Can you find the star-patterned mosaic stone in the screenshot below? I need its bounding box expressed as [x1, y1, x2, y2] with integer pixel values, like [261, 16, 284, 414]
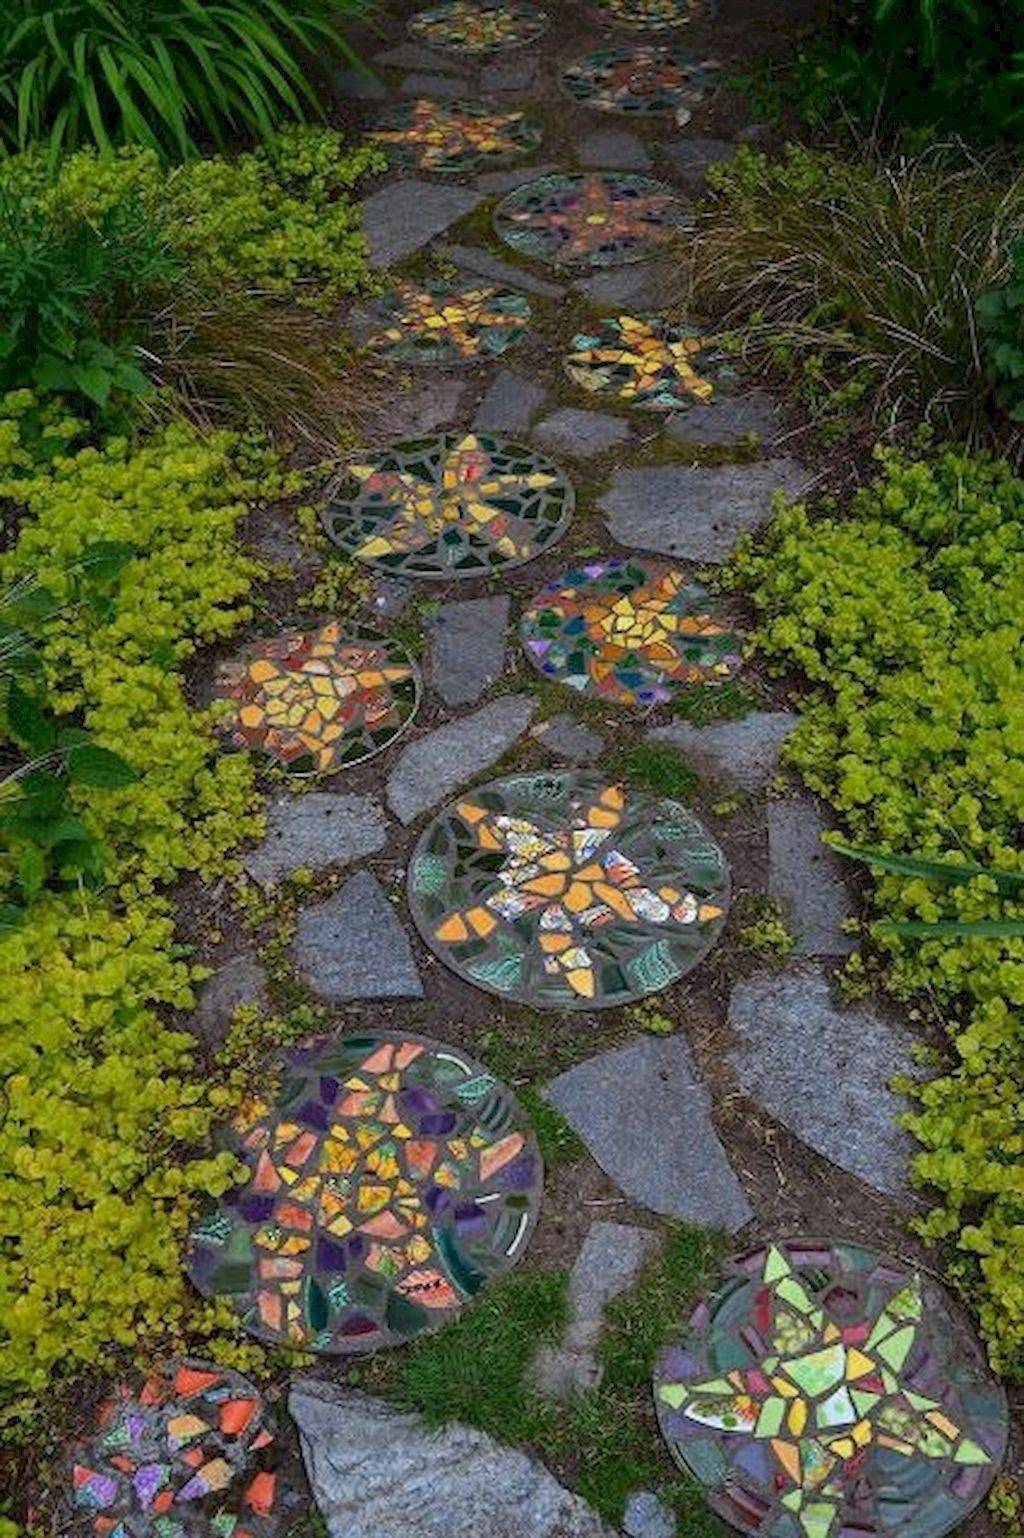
[566, 314, 733, 411]
[186, 1033, 542, 1353]
[408, 0, 548, 53]
[655, 1239, 1008, 1538]
[589, 0, 713, 31]
[409, 773, 729, 1008]
[62, 1361, 283, 1538]
[561, 43, 718, 119]
[370, 98, 542, 175]
[214, 623, 419, 774]
[521, 559, 744, 706]
[495, 173, 691, 270]
[321, 432, 574, 579]
[360, 279, 532, 366]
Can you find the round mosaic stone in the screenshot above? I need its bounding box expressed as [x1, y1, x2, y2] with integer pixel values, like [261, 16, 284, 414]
[655, 1238, 1009, 1538]
[495, 172, 692, 270]
[321, 432, 574, 579]
[61, 1360, 283, 1538]
[561, 43, 718, 119]
[521, 559, 743, 706]
[409, 773, 729, 1008]
[566, 313, 733, 411]
[186, 1032, 542, 1352]
[589, 0, 714, 31]
[214, 623, 420, 774]
[408, 0, 548, 53]
[370, 98, 542, 175]
[360, 279, 532, 366]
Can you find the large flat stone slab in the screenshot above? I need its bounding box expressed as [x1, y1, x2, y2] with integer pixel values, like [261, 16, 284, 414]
[400, 71, 468, 98]
[333, 65, 387, 100]
[374, 41, 461, 72]
[646, 712, 798, 793]
[578, 129, 652, 170]
[666, 390, 782, 446]
[544, 1036, 753, 1232]
[728, 966, 917, 1197]
[531, 712, 604, 764]
[293, 871, 423, 1001]
[290, 1382, 614, 1538]
[362, 181, 482, 267]
[600, 460, 810, 563]
[428, 595, 510, 706]
[475, 163, 560, 194]
[243, 791, 388, 888]
[387, 694, 537, 823]
[767, 794, 855, 955]
[437, 242, 567, 300]
[387, 374, 469, 438]
[534, 408, 632, 460]
[193, 953, 267, 1047]
[660, 136, 736, 186]
[481, 57, 539, 93]
[472, 367, 546, 433]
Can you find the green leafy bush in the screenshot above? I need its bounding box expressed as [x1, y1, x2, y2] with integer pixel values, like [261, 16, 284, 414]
[730, 442, 1024, 1374]
[978, 241, 1024, 423]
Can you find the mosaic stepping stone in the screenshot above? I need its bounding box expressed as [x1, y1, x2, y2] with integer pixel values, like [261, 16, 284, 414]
[495, 173, 691, 271]
[561, 43, 718, 120]
[187, 1032, 542, 1352]
[566, 314, 733, 412]
[61, 1360, 283, 1538]
[521, 558, 743, 706]
[370, 98, 542, 175]
[589, 0, 713, 30]
[359, 279, 532, 366]
[321, 432, 573, 579]
[214, 623, 420, 774]
[409, 0, 548, 54]
[654, 1239, 1008, 1538]
[409, 773, 729, 1008]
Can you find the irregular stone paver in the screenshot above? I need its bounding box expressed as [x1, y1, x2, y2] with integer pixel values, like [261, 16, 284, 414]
[572, 258, 674, 310]
[333, 65, 387, 100]
[367, 573, 413, 621]
[645, 712, 798, 793]
[544, 1035, 753, 1230]
[400, 71, 468, 98]
[387, 694, 537, 823]
[532, 1221, 658, 1398]
[623, 1491, 676, 1538]
[727, 967, 916, 1197]
[290, 1383, 615, 1538]
[472, 367, 546, 433]
[475, 163, 561, 193]
[660, 135, 735, 184]
[243, 791, 389, 888]
[437, 241, 567, 299]
[361, 181, 482, 267]
[292, 871, 423, 1000]
[481, 57, 540, 93]
[374, 41, 461, 71]
[578, 128, 652, 170]
[767, 794, 855, 955]
[600, 460, 811, 563]
[428, 595, 510, 705]
[193, 953, 267, 1047]
[389, 374, 469, 437]
[531, 712, 605, 763]
[665, 389, 781, 446]
[533, 407, 632, 459]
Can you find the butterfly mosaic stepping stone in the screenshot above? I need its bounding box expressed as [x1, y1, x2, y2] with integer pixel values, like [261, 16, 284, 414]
[409, 773, 729, 1008]
[588, 0, 714, 30]
[521, 558, 743, 706]
[214, 623, 420, 774]
[321, 432, 574, 579]
[62, 1360, 283, 1538]
[655, 1238, 1008, 1538]
[358, 278, 532, 366]
[186, 1032, 542, 1353]
[370, 98, 542, 175]
[408, 0, 548, 54]
[495, 173, 692, 270]
[566, 314, 733, 411]
[561, 43, 718, 119]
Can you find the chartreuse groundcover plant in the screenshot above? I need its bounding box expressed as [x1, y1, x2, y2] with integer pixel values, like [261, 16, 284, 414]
[730, 443, 1024, 1375]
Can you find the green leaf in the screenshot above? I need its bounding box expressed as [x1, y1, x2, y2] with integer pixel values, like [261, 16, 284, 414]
[0, 903, 26, 933]
[6, 679, 56, 755]
[71, 361, 113, 408]
[874, 919, 1024, 939]
[65, 743, 137, 789]
[829, 840, 1024, 896]
[17, 844, 47, 895]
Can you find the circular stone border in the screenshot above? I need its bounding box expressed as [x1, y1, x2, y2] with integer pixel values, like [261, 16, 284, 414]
[564, 313, 735, 412]
[355, 279, 533, 367]
[369, 98, 543, 176]
[587, 0, 716, 30]
[494, 172, 692, 271]
[408, 0, 549, 54]
[559, 42, 718, 118]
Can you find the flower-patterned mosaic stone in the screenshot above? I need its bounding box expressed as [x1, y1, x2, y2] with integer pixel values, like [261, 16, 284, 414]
[321, 432, 573, 579]
[409, 773, 729, 1008]
[566, 313, 732, 411]
[495, 173, 691, 270]
[370, 98, 542, 175]
[561, 43, 718, 118]
[63, 1361, 282, 1538]
[589, 0, 713, 31]
[408, 0, 548, 53]
[214, 623, 419, 774]
[655, 1239, 1008, 1538]
[521, 559, 743, 706]
[187, 1033, 542, 1353]
[361, 279, 532, 366]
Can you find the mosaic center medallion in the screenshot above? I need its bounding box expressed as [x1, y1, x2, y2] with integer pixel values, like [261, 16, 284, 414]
[370, 98, 542, 175]
[566, 313, 732, 411]
[187, 1033, 542, 1353]
[561, 43, 718, 119]
[63, 1361, 282, 1538]
[321, 432, 574, 579]
[409, 773, 730, 1008]
[589, 0, 714, 30]
[408, 0, 548, 53]
[360, 279, 532, 365]
[522, 559, 744, 706]
[495, 173, 691, 270]
[655, 1239, 1008, 1538]
[214, 623, 419, 773]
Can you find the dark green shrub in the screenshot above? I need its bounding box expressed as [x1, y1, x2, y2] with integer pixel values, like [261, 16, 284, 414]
[977, 242, 1024, 423]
